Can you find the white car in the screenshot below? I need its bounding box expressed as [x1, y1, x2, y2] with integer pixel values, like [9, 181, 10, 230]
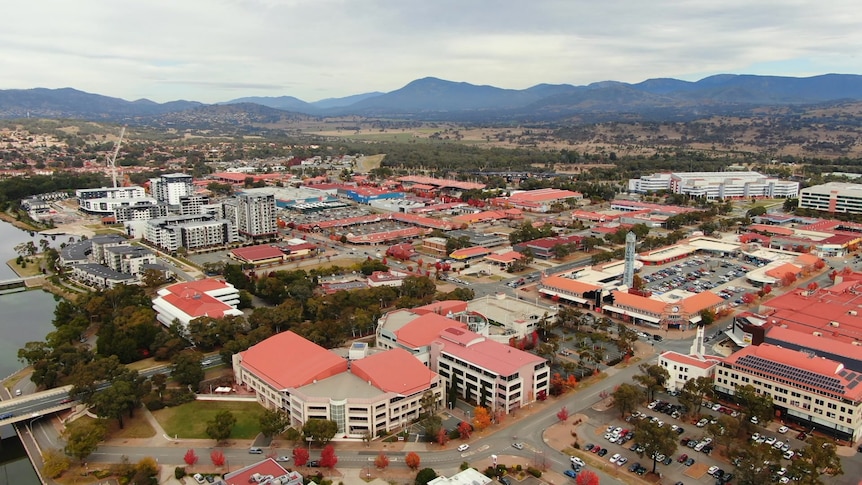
[707, 466, 719, 476]
[696, 418, 709, 428]
[751, 433, 760, 441]
[609, 453, 621, 464]
[648, 401, 659, 409]
[783, 450, 795, 460]
[778, 426, 789, 434]
[773, 440, 784, 450]
[193, 474, 206, 485]
[457, 444, 470, 452]
[571, 457, 585, 467]
[764, 436, 777, 445]
[616, 456, 628, 466]
[512, 442, 524, 450]
[750, 416, 760, 424]
[711, 403, 722, 411]
[276, 456, 290, 462]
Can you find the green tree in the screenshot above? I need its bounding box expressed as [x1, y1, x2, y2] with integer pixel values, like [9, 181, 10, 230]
[633, 418, 677, 474]
[611, 383, 643, 418]
[633, 363, 669, 402]
[41, 448, 71, 478]
[415, 468, 438, 485]
[706, 415, 739, 457]
[259, 408, 291, 438]
[699, 309, 716, 326]
[171, 350, 204, 388]
[678, 376, 715, 417]
[63, 419, 107, 464]
[788, 436, 843, 484]
[730, 441, 782, 485]
[302, 418, 339, 445]
[205, 411, 236, 443]
[736, 384, 773, 426]
[747, 206, 767, 218]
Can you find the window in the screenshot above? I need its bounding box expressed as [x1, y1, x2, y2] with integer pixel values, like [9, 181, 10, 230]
[815, 399, 825, 405]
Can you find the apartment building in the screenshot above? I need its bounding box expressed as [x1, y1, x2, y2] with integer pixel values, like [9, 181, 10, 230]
[150, 173, 194, 205]
[233, 190, 277, 240]
[714, 343, 862, 442]
[144, 214, 238, 252]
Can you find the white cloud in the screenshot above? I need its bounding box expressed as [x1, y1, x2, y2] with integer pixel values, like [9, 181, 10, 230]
[2, 0, 861, 103]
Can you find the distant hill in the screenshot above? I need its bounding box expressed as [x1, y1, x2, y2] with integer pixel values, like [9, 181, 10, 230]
[3, 73, 862, 124]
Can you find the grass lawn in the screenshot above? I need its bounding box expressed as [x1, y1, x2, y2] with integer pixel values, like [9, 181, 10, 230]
[153, 401, 264, 439]
[6, 257, 43, 277]
[71, 414, 156, 440]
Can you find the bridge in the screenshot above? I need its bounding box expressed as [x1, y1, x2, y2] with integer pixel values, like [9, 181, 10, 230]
[0, 385, 76, 425]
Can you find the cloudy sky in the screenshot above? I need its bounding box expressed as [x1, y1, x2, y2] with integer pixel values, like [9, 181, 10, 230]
[4, 0, 860, 104]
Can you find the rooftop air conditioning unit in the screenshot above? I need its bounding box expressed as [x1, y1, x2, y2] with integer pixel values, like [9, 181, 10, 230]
[853, 341, 862, 346]
[849, 311, 858, 316]
[813, 332, 823, 337]
[830, 321, 840, 327]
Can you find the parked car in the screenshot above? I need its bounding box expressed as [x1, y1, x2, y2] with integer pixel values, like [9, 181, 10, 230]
[597, 448, 608, 457]
[512, 442, 524, 450]
[778, 426, 789, 434]
[457, 444, 470, 452]
[678, 454, 689, 463]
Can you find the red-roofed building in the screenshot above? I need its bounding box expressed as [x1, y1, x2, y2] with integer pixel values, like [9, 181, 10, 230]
[514, 234, 583, 259]
[223, 458, 300, 485]
[377, 309, 549, 414]
[367, 271, 405, 288]
[538, 276, 603, 310]
[659, 350, 720, 391]
[449, 246, 492, 261]
[492, 188, 583, 213]
[716, 343, 862, 441]
[230, 244, 287, 265]
[233, 333, 443, 438]
[484, 251, 523, 269]
[603, 289, 724, 329]
[152, 279, 243, 330]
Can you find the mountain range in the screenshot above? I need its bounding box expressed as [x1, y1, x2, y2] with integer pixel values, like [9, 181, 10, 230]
[2, 74, 862, 124]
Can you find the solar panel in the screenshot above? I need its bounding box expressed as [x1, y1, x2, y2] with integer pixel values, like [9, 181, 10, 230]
[847, 372, 858, 381]
[839, 370, 849, 378]
[849, 380, 860, 390]
[737, 355, 844, 394]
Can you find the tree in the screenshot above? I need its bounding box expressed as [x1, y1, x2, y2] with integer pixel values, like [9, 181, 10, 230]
[302, 419, 339, 445]
[405, 451, 421, 470]
[436, 427, 449, 446]
[472, 406, 491, 431]
[556, 406, 569, 422]
[63, 419, 107, 464]
[171, 350, 204, 388]
[699, 309, 716, 326]
[788, 437, 843, 483]
[736, 385, 773, 426]
[259, 408, 290, 438]
[706, 415, 739, 457]
[634, 418, 677, 474]
[320, 444, 338, 469]
[678, 376, 715, 417]
[575, 469, 599, 485]
[457, 421, 472, 439]
[741, 292, 757, 304]
[633, 363, 669, 402]
[730, 441, 782, 485]
[292, 447, 309, 466]
[781, 271, 797, 286]
[374, 452, 389, 470]
[612, 383, 644, 418]
[41, 448, 71, 479]
[415, 468, 438, 485]
[184, 449, 199, 466]
[420, 390, 438, 418]
[210, 449, 225, 467]
[205, 411, 236, 443]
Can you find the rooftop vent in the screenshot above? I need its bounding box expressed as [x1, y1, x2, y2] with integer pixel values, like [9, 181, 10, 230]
[829, 321, 840, 327]
[813, 332, 823, 337]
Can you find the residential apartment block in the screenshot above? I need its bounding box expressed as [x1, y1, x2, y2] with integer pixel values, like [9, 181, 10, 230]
[150, 173, 194, 206]
[144, 214, 238, 252]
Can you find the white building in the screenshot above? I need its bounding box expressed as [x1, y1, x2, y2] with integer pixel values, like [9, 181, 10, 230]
[715, 343, 862, 442]
[799, 182, 862, 214]
[152, 279, 243, 330]
[628, 171, 799, 200]
[76, 186, 160, 218]
[229, 190, 277, 240]
[150, 173, 194, 206]
[144, 214, 238, 252]
[658, 327, 719, 391]
[376, 304, 550, 413]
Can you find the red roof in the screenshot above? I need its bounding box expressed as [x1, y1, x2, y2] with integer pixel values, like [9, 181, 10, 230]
[395, 313, 466, 348]
[240, 331, 347, 389]
[611, 290, 667, 314]
[352, 348, 437, 395]
[485, 251, 523, 263]
[165, 278, 232, 295]
[230, 244, 285, 262]
[765, 263, 801, 279]
[507, 188, 582, 203]
[161, 292, 233, 318]
[413, 300, 469, 315]
[680, 291, 724, 314]
[749, 224, 794, 236]
[436, 328, 546, 376]
[450, 246, 491, 259]
[224, 458, 291, 485]
[760, 284, 862, 342]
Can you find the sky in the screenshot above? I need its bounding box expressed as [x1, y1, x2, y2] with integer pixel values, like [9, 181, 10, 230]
[3, 0, 861, 104]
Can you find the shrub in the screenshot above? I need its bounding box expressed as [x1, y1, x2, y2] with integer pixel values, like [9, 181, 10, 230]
[460, 462, 470, 471]
[175, 467, 186, 479]
[515, 465, 522, 472]
[526, 467, 542, 478]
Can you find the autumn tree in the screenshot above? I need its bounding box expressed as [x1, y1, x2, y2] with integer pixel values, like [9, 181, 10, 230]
[741, 292, 756, 304]
[472, 407, 491, 431]
[782, 271, 797, 286]
[457, 421, 472, 440]
[374, 452, 390, 469]
[208, 449, 225, 467]
[557, 406, 569, 422]
[612, 383, 643, 418]
[184, 448, 199, 466]
[320, 444, 338, 469]
[436, 427, 449, 446]
[292, 447, 309, 466]
[576, 469, 599, 485]
[405, 451, 421, 470]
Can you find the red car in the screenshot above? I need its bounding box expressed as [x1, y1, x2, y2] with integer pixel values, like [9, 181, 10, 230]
[677, 454, 688, 463]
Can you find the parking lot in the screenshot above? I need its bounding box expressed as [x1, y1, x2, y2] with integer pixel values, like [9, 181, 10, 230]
[576, 391, 815, 485]
[641, 256, 756, 307]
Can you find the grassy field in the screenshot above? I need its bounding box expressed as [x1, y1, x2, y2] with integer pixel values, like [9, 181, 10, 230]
[153, 400, 264, 439]
[71, 414, 157, 439]
[5, 257, 42, 277]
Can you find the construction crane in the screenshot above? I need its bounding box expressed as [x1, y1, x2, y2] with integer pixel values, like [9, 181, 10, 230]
[107, 126, 126, 188]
